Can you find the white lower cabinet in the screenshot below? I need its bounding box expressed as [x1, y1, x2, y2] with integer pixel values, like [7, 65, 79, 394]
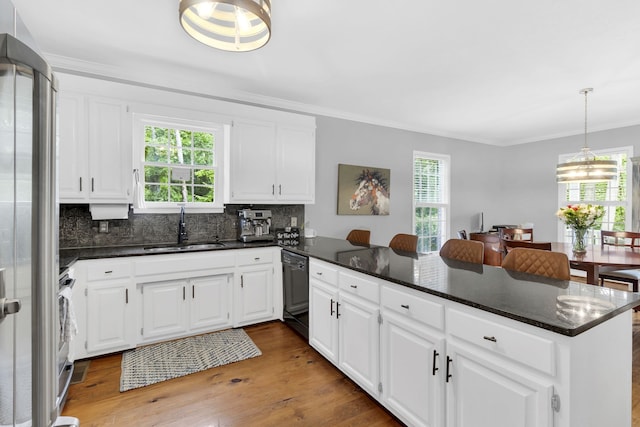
[141, 274, 232, 342]
[309, 260, 380, 396]
[445, 341, 553, 427]
[86, 279, 136, 355]
[72, 248, 279, 359]
[309, 259, 632, 427]
[235, 249, 275, 326]
[381, 310, 445, 427]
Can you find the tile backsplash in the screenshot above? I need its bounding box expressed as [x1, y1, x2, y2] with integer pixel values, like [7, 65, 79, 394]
[59, 204, 304, 249]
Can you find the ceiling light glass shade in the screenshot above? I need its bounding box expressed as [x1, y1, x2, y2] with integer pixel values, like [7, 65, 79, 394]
[556, 154, 618, 183]
[179, 0, 271, 52]
[556, 88, 617, 183]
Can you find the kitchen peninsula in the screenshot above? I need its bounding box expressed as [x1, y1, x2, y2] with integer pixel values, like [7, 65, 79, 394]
[61, 237, 640, 427]
[284, 237, 640, 427]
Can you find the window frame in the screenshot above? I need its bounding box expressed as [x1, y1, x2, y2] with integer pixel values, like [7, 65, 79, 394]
[413, 151, 451, 253]
[557, 145, 633, 243]
[132, 110, 229, 214]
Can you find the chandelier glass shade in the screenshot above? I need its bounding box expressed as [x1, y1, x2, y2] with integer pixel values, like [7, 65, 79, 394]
[556, 88, 617, 184]
[179, 0, 271, 52]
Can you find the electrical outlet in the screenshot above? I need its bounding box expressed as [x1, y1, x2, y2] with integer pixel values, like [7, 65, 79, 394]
[99, 221, 109, 233]
[291, 217, 297, 227]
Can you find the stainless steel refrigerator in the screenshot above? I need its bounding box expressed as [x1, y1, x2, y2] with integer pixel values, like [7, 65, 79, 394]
[0, 1, 74, 425]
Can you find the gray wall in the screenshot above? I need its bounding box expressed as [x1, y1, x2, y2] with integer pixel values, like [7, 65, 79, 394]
[306, 116, 503, 247]
[306, 116, 640, 247]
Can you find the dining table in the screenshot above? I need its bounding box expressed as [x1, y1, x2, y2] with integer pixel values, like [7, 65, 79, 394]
[551, 242, 640, 287]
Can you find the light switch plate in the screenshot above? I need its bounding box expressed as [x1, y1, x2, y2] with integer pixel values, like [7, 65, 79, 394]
[291, 217, 297, 227]
[99, 221, 109, 233]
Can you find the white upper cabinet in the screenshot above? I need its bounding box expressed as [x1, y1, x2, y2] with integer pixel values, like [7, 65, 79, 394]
[58, 92, 132, 204]
[228, 118, 316, 204]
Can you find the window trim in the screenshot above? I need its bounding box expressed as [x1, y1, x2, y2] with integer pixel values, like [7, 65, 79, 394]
[413, 151, 451, 253]
[132, 110, 229, 214]
[557, 145, 633, 241]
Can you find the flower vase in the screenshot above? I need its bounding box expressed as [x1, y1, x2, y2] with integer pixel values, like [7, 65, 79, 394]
[572, 227, 588, 254]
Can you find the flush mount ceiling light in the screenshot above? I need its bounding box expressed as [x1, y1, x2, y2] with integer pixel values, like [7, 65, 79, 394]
[179, 0, 271, 52]
[556, 88, 618, 184]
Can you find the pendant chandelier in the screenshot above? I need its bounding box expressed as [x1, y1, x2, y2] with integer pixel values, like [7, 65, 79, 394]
[179, 0, 271, 52]
[556, 88, 617, 183]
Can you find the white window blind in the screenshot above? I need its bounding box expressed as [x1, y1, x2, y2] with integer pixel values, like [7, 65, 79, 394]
[413, 151, 450, 253]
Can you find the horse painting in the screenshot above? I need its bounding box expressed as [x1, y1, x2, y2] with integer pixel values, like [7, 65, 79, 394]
[349, 169, 390, 215]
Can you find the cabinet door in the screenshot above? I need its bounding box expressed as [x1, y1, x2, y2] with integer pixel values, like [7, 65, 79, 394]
[87, 97, 131, 202]
[338, 291, 380, 396]
[236, 265, 274, 326]
[381, 310, 445, 427]
[58, 93, 88, 202]
[86, 280, 135, 354]
[229, 119, 277, 202]
[446, 343, 553, 427]
[142, 280, 189, 341]
[275, 125, 315, 202]
[190, 275, 232, 331]
[309, 278, 339, 363]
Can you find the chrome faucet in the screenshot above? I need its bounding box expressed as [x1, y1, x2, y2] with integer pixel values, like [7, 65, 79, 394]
[178, 205, 188, 244]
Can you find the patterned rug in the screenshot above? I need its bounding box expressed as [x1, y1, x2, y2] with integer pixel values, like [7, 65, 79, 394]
[120, 328, 261, 392]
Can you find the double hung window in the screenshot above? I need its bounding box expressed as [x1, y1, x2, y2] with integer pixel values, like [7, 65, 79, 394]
[413, 151, 450, 253]
[133, 113, 227, 213]
[557, 146, 632, 243]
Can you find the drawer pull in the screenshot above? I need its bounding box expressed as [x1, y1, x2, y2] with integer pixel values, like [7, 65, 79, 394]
[254, 257, 261, 261]
[432, 350, 439, 375]
[446, 356, 453, 382]
[104, 270, 113, 274]
[483, 335, 497, 343]
[401, 304, 409, 309]
[316, 272, 323, 276]
[125, 289, 128, 304]
[350, 285, 357, 289]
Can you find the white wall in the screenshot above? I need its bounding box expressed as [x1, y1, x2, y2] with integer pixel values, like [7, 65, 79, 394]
[307, 116, 640, 246]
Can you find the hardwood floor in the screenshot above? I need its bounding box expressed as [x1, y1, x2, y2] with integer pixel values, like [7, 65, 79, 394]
[63, 279, 640, 427]
[62, 321, 402, 426]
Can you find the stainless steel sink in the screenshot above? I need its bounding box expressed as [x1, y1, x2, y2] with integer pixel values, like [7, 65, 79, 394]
[143, 242, 225, 253]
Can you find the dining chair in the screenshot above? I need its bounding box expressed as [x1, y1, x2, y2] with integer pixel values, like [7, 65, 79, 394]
[500, 238, 552, 259]
[346, 229, 371, 245]
[439, 239, 484, 264]
[501, 247, 571, 280]
[457, 229, 468, 239]
[499, 227, 533, 258]
[388, 233, 418, 252]
[598, 230, 640, 292]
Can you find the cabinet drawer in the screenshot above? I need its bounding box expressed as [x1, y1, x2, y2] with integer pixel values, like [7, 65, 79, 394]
[339, 270, 379, 304]
[309, 260, 338, 286]
[135, 252, 235, 277]
[86, 261, 132, 281]
[448, 309, 555, 376]
[236, 249, 274, 266]
[381, 285, 444, 330]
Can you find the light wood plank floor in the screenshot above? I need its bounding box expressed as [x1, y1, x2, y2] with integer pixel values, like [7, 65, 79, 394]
[63, 279, 640, 427]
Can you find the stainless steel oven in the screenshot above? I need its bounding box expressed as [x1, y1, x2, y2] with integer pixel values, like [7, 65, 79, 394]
[281, 250, 309, 339]
[57, 269, 75, 413]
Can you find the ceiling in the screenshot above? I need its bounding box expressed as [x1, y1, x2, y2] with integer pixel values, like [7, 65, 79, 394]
[11, 0, 640, 145]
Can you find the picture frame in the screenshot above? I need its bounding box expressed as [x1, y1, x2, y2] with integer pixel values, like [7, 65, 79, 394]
[337, 163, 390, 215]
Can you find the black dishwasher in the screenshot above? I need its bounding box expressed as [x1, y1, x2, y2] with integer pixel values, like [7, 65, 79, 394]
[281, 250, 309, 339]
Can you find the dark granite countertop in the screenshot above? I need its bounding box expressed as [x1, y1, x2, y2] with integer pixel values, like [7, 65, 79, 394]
[283, 237, 640, 337]
[60, 236, 640, 336]
[59, 239, 278, 271]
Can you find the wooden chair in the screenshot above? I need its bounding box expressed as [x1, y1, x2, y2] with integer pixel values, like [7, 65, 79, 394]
[500, 238, 552, 259]
[388, 233, 418, 253]
[457, 230, 467, 239]
[598, 230, 640, 292]
[501, 247, 571, 280]
[439, 239, 484, 264]
[499, 227, 533, 258]
[346, 229, 371, 245]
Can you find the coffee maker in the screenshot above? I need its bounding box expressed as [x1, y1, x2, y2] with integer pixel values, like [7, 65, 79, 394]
[237, 209, 274, 242]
